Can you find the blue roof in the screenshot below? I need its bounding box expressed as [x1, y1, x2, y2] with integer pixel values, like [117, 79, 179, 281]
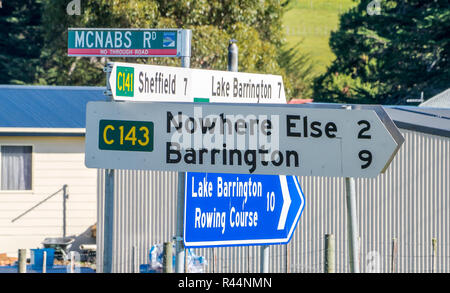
[0, 85, 449, 138]
[384, 106, 450, 138]
[287, 102, 450, 138]
[0, 85, 108, 129]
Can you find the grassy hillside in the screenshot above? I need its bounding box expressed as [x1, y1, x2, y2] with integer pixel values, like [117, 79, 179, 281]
[283, 0, 357, 76]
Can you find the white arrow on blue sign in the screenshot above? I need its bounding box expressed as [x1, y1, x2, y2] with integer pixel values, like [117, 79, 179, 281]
[183, 172, 305, 247]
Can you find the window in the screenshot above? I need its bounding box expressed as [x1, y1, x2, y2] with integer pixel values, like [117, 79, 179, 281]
[0, 146, 32, 191]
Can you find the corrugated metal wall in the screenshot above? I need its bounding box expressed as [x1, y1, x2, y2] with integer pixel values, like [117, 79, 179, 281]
[97, 129, 449, 273]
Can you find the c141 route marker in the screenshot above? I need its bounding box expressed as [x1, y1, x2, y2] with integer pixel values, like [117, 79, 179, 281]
[107, 62, 286, 103]
[184, 172, 305, 247]
[85, 101, 404, 178]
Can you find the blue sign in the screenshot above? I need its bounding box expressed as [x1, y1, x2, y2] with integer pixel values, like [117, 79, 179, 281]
[184, 172, 305, 247]
[163, 32, 176, 48]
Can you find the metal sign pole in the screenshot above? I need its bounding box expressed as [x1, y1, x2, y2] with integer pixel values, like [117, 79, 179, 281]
[103, 64, 114, 273]
[228, 39, 238, 72]
[345, 176, 360, 273]
[228, 39, 271, 273]
[103, 169, 115, 273]
[98, 30, 191, 274]
[230, 40, 265, 273]
[344, 105, 361, 273]
[175, 29, 192, 273]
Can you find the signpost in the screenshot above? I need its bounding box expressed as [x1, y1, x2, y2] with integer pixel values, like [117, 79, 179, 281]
[68, 28, 189, 57]
[70, 27, 192, 273]
[77, 29, 405, 273]
[183, 172, 305, 247]
[185, 45, 290, 272]
[85, 101, 404, 178]
[106, 62, 286, 103]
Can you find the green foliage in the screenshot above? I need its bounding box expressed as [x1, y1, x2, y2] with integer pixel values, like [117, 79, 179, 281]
[0, 0, 44, 84]
[32, 0, 313, 100]
[314, 0, 450, 105]
[0, 0, 315, 100]
[36, 0, 162, 85]
[283, 0, 357, 76]
[39, 0, 270, 85]
[277, 42, 314, 99]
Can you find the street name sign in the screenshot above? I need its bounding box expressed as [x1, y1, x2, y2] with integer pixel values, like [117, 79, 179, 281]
[68, 28, 188, 57]
[85, 101, 404, 178]
[184, 172, 305, 247]
[107, 62, 286, 103]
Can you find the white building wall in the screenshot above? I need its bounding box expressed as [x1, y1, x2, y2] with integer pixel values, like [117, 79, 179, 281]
[0, 136, 97, 256]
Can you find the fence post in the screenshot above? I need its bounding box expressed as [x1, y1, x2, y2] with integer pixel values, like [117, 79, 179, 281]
[324, 234, 335, 273]
[42, 250, 47, 273]
[432, 238, 437, 273]
[131, 246, 136, 273]
[260, 245, 269, 273]
[286, 242, 291, 273]
[391, 238, 398, 273]
[214, 248, 217, 273]
[163, 242, 173, 273]
[18, 249, 27, 273]
[185, 247, 189, 273]
[69, 252, 76, 273]
[62, 184, 68, 238]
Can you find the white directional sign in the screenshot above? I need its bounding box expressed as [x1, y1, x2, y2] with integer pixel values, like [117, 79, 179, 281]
[108, 62, 286, 104]
[85, 102, 404, 178]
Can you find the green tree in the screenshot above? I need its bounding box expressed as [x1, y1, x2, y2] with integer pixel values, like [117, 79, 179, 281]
[278, 42, 314, 99]
[37, 0, 159, 85]
[314, 0, 450, 105]
[35, 0, 312, 100]
[0, 0, 44, 84]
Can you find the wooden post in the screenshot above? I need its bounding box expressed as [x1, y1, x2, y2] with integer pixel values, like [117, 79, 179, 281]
[324, 234, 335, 273]
[391, 238, 398, 273]
[42, 251, 47, 273]
[163, 242, 173, 273]
[17, 249, 27, 273]
[432, 238, 437, 273]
